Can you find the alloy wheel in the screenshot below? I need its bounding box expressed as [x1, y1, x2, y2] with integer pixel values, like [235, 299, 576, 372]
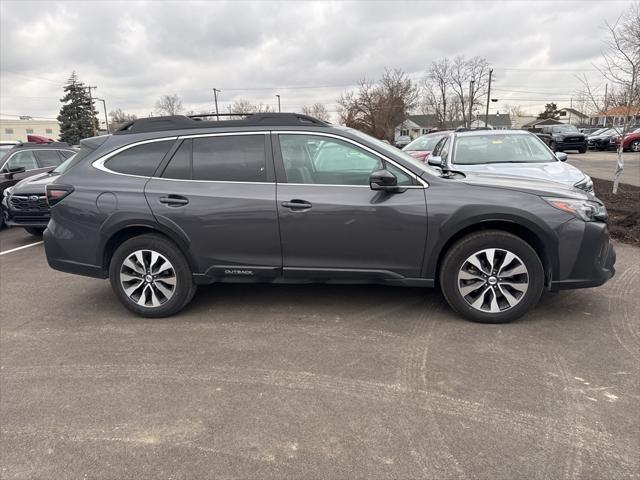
[631, 141, 640, 152]
[119, 249, 177, 307]
[457, 248, 529, 313]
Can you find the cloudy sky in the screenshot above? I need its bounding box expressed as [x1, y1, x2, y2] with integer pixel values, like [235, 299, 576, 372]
[0, 0, 634, 122]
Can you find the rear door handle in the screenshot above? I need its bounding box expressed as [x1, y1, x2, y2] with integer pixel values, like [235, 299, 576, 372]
[281, 199, 312, 210]
[159, 195, 189, 206]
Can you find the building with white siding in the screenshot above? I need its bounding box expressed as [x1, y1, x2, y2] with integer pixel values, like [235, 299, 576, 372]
[0, 118, 59, 142]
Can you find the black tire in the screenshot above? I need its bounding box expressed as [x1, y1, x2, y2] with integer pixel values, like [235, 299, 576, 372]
[439, 230, 545, 324]
[109, 234, 196, 318]
[630, 140, 640, 153]
[578, 147, 587, 154]
[24, 227, 45, 236]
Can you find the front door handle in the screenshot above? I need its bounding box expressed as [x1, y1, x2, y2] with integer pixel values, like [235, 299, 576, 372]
[159, 195, 189, 206]
[282, 199, 312, 210]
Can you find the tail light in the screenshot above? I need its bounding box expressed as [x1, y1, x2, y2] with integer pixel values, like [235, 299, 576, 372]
[46, 185, 74, 207]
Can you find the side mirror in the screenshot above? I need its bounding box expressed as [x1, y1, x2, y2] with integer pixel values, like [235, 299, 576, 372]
[4, 166, 25, 179]
[427, 155, 443, 167]
[370, 169, 404, 193]
[555, 152, 568, 162]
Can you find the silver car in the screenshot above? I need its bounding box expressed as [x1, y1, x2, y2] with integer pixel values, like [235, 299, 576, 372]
[427, 130, 594, 193]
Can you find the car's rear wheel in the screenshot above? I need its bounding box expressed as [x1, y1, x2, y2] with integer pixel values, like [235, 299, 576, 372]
[439, 231, 544, 323]
[109, 234, 196, 317]
[24, 227, 45, 236]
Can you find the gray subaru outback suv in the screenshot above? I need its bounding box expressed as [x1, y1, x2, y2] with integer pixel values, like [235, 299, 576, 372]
[43, 113, 615, 323]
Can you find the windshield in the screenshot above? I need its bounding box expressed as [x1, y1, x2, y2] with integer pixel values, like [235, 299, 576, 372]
[453, 134, 557, 165]
[344, 127, 434, 176]
[552, 125, 578, 133]
[404, 134, 446, 151]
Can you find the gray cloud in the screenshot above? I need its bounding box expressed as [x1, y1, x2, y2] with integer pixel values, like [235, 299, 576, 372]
[0, 0, 633, 120]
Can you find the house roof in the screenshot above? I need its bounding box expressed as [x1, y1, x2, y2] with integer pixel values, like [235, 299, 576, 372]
[522, 118, 563, 128]
[403, 114, 439, 127]
[594, 106, 640, 117]
[484, 114, 511, 127]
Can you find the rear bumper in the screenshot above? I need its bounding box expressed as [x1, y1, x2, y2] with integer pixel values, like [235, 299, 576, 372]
[43, 222, 108, 279]
[549, 221, 616, 291]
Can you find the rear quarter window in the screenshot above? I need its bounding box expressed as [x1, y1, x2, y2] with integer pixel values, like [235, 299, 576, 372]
[105, 140, 174, 177]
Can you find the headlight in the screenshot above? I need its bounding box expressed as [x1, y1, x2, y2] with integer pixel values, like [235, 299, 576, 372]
[544, 197, 607, 222]
[574, 176, 594, 194]
[3, 186, 13, 198]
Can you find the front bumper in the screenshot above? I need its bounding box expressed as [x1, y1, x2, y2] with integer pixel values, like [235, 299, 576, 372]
[549, 220, 616, 290]
[3, 194, 50, 228]
[556, 139, 588, 151]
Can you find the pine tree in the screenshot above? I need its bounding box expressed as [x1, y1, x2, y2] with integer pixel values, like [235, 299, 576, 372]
[57, 72, 98, 144]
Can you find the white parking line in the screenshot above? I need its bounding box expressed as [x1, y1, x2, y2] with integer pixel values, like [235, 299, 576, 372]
[0, 241, 44, 256]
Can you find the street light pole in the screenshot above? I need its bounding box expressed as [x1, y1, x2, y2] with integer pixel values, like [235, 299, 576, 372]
[485, 68, 493, 128]
[212, 88, 221, 120]
[94, 98, 110, 134]
[275, 94, 281, 112]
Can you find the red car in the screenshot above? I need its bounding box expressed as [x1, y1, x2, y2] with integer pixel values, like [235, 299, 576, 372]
[614, 127, 640, 152]
[402, 131, 451, 162]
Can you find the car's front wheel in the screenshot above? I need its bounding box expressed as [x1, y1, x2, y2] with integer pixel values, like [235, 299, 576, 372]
[439, 231, 544, 323]
[109, 234, 196, 317]
[630, 140, 640, 152]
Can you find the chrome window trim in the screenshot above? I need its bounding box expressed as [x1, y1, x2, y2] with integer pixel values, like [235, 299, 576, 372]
[275, 130, 428, 188]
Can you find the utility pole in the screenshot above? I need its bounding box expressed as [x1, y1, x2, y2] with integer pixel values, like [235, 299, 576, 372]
[85, 85, 98, 136]
[468, 79, 475, 128]
[212, 88, 221, 120]
[485, 68, 493, 128]
[95, 98, 110, 134]
[275, 94, 281, 112]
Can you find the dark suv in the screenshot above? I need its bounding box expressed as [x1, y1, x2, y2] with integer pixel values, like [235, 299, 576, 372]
[43, 114, 615, 323]
[0, 142, 77, 229]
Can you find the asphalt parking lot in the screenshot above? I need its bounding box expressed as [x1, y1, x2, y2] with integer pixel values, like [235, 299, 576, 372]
[567, 150, 640, 186]
[1, 226, 639, 479]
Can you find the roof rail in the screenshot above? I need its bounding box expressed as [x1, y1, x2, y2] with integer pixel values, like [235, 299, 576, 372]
[114, 113, 329, 135]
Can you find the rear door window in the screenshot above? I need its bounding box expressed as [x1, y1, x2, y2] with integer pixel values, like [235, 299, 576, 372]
[192, 135, 266, 182]
[34, 149, 64, 168]
[105, 140, 174, 176]
[162, 140, 192, 180]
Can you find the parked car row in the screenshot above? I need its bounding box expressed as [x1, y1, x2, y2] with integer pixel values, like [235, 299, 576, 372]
[403, 129, 594, 193]
[35, 113, 614, 324]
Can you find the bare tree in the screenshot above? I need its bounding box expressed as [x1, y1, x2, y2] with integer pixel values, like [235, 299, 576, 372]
[227, 99, 273, 118]
[579, 3, 639, 193]
[108, 108, 137, 131]
[338, 68, 419, 141]
[422, 58, 453, 127]
[449, 56, 491, 127]
[301, 103, 331, 121]
[155, 94, 184, 116]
